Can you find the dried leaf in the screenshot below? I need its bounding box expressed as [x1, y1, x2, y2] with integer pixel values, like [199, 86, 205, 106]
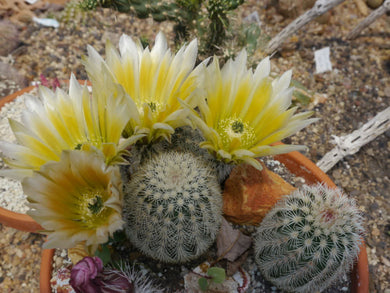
[216, 218, 252, 262]
[226, 251, 249, 277]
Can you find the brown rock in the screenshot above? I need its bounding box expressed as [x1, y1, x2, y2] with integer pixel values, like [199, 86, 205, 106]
[0, 20, 20, 56]
[276, 0, 316, 18]
[0, 62, 29, 94]
[366, 0, 384, 9]
[223, 162, 296, 225]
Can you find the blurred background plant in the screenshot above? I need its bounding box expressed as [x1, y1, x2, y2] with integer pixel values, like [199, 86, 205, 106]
[65, 0, 270, 58]
[59, 0, 94, 26]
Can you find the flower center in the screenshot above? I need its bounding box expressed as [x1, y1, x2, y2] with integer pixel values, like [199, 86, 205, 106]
[216, 117, 256, 149]
[231, 121, 244, 133]
[88, 196, 104, 214]
[148, 102, 157, 112]
[75, 188, 112, 229]
[137, 99, 165, 117]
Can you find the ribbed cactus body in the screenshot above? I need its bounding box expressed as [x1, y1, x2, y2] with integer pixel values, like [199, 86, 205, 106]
[254, 184, 364, 293]
[123, 151, 223, 263]
[125, 126, 234, 183]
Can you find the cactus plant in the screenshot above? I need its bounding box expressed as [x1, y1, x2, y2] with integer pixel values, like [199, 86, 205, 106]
[123, 150, 223, 263]
[254, 184, 364, 293]
[123, 126, 234, 183]
[77, 0, 245, 55]
[206, 0, 244, 50]
[60, 0, 92, 25]
[92, 0, 196, 41]
[155, 126, 235, 183]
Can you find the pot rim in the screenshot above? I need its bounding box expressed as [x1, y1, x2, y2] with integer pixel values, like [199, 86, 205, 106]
[0, 81, 90, 232]
[0, 85, 43, 232]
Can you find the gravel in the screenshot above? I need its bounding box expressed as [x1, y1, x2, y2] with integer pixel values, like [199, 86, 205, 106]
[0, 91, 35, 214]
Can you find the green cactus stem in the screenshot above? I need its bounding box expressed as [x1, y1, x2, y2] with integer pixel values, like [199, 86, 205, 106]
[123, 150, 223, 263]
[254, 184, 365, 293]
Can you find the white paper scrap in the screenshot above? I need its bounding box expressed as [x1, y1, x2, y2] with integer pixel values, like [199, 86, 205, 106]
[314, 47, 332, 74]
[32, 17, 60, 28]
[25, 0, 39, 4]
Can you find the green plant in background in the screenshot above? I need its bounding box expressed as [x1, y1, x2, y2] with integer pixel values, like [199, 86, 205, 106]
[205, 0, 244, 51]
[254, 184, 364, 293]
[77, 0, 246, 56]
[101, 0, 180, 21]
[291, 79, 315, 106]
[85, 0, 200, 42]
[60, 0, 94, 25]
[79, 0, 99, 10]
[123, 150, 223, 263]
[221, 21, 269, 66]
[239, 23, 262, 56]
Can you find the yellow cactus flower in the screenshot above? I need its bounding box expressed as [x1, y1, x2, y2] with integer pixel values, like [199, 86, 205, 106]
[0, 75, 141, 178]
[23, 149, 124, 249]
[83, 32, 204, 143]
[188, 51, 318, 170]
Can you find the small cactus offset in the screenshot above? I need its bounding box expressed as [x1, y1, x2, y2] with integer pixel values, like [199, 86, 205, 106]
[123, 151, 223, 263]
[254, 184, 364, 293]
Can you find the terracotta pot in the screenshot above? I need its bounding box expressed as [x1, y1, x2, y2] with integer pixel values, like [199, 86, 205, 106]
[0, 81, 90, 232]
[39, 149, 369, 292]
[0, 85, 43, 232]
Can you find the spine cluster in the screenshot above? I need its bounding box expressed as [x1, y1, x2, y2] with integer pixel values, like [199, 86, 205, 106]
[254, 184, 364, 293]
[123, 151, 223, 263]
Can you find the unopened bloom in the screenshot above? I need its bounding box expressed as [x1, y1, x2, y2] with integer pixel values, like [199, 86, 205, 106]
[70, 256, 163, 293]
[70, 256, 135, 293]
[188, 51, 317, 170]
[83, 32, 204, 143]
[0, 75, 138, 179]
[70, 256, 103, 293]
[23, 149, 124, 249]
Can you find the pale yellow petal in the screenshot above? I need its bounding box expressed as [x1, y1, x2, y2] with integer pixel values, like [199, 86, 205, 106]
[24, 149, 123, 249]
[194, 52, 317, 166]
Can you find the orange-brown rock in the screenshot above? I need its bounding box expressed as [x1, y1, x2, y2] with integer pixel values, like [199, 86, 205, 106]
[223, 161, 296, 225]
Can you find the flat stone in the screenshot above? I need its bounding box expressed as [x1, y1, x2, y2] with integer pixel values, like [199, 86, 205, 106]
[223, 162, 296, 225]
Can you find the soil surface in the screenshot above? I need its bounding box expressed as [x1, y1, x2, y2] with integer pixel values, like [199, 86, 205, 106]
[0, 0, 389, 292]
